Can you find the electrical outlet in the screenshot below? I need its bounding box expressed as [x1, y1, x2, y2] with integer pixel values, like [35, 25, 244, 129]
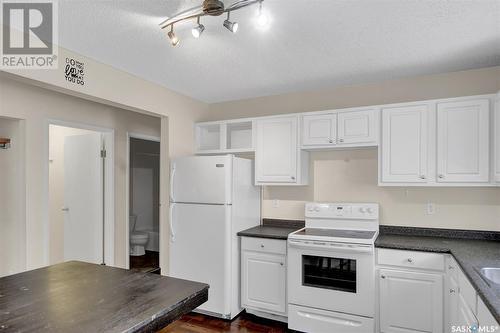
[273, 199, 280, 208]
[426, 202, 435, 215]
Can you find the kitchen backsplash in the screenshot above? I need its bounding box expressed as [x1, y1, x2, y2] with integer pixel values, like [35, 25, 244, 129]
[262, 149, 500, 231]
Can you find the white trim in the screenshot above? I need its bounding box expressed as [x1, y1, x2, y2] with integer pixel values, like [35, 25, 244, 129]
[125, 132, 161, 270]
[45, 119, 115, 266]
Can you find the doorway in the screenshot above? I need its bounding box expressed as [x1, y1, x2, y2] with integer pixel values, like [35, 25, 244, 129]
[127, 135, 160, 273]
[48, 122, 114, 265]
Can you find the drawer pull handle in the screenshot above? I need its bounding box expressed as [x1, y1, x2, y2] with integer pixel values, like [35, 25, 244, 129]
[260, 244, 264, 248]
[381, 275, 386, 279]
[450, 289, 456, 294]
[420, 175, 426, 179]
[448, 265, 454, 270]
[339, 138, 344, 143]
[407, 258, 413, 263]
[280, 262, 284, 266]
[438, 174, 444, 179]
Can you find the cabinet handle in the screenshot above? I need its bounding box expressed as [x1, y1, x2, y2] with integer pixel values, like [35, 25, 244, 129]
[438, 174, 444, 179]
[291, 176, 295, 180]
[328, 138, 333, 144]
[450, 289, 456, 294]
[280, 262, 284, 266]
[260, 244, 264, 248]
[407, 258, 413, 263]
[381, 275, 386, 279]
[339, 138, 344, 143]
[448, 265, 454, 270]
[420, 175, 426, 179]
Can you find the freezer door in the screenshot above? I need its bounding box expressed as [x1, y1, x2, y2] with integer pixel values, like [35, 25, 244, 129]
[171, 155, 232, 204]
[169, 203, 231, 316]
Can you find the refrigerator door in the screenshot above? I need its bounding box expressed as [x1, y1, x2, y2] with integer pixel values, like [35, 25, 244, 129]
[169, 203, 231, 317]
[171, 155, 232, 205]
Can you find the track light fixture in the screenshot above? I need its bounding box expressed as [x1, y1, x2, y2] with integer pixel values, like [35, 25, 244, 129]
[160, 0, 269, 47]
[223, 12, 238, 33]
[192, 17, 205, 38]
[167, 25, 179, 46]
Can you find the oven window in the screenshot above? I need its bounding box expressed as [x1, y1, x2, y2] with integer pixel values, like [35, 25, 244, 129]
[302, 255, 356, 293]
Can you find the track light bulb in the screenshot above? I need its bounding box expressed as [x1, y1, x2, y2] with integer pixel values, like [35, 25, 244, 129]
[168, 26, 179, 46]
[223, 13, 238, 33]
[255, 1, 270, 30]
[192, 17, 205, 38]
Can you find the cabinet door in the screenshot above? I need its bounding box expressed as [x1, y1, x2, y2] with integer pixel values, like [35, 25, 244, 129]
[241, 251, 286, 314]
[302, 114, 336, 146]
[381, 105, 429, 183]
[255, 116, 298, 183]
[455, 293, 479, 331]
[338, 109, 377, 145]
[437, 99, 489, 183]
[445, 276, 459, 333]
[379, 269, 443, 333]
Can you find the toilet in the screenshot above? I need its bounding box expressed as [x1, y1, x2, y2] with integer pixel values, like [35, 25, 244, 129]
[129, 214, 149, 256]
[130, 231, 149, 256]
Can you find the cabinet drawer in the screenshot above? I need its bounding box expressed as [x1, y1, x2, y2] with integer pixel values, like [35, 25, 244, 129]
[242, 237, 286, 255]
[377, 249, 445, 271]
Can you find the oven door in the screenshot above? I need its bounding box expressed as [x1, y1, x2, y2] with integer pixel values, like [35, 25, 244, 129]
[288, 240, 375, 317]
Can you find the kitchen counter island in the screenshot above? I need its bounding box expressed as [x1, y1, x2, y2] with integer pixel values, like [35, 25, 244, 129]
[0, 261, 208, 333]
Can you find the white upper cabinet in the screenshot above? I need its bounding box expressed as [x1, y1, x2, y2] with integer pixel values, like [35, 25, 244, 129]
[302, 114, 337, 146]
[301, 108, 378, 148]
[436, 99, 490, 183]
[338, 109, 377, 144]
[380, 104, 429, 183]
[255, 116, 308, 185]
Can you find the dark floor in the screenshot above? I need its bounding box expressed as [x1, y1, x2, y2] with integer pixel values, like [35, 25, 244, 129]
[130, 250, 160, 274]
[160, 312, 290, 333]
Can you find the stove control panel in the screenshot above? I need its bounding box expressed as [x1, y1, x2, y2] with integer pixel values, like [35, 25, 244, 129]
[305, 202, 379, 220]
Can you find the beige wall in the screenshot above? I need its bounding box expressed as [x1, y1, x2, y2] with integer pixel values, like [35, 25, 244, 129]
[0, 117, 26, 276]
[1, 76, 161, 270]
[1, 45, 207, 271]
[205, 66, 500, 120]
[204, 67, 500, 231]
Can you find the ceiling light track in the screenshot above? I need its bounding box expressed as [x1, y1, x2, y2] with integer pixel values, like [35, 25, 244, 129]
[159, 0, 266, 47]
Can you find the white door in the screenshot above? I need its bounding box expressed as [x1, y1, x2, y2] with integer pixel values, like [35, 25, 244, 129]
[241, 251, 286, 314]
[255, 116, 298, 183]
[302, 114, 336, 146]
[436, 99, 490, 183]
[63, 133, 103, 264]
[379, 269, 443, 333]
[338, 109, 377, 145]
[171, 155, 232, 204]
[381, 105, 429, 183]
[169, 203, 231, 316]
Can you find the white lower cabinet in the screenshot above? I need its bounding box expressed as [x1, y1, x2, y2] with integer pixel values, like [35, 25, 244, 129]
[378, 269, 443, 333]
[241, 237, 287, 316]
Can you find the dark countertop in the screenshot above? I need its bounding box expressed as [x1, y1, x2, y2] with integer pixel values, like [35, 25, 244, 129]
[237, 219, 305, 240]
[376, 234, 500, 323]
[0, 261, 208, 333]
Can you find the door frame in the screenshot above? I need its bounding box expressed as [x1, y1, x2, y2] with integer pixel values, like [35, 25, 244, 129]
[125, 132, 161, 270]
[45, 119, 115, 266]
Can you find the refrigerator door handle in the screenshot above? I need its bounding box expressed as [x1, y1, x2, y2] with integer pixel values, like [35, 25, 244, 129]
[170, 165, 176, 202]
[169, 203, 176, 242]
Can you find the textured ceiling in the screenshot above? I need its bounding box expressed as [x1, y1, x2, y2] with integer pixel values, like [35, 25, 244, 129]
[58, 0, 500, 103]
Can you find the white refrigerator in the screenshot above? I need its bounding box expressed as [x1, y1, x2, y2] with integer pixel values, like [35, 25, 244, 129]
[169, 155, 260, 319]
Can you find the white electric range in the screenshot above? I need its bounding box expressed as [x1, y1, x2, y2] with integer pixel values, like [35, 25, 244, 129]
[287, 202, 379, 333]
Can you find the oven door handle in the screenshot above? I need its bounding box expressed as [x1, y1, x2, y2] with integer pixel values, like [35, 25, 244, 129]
[288, 240, 374, 253]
